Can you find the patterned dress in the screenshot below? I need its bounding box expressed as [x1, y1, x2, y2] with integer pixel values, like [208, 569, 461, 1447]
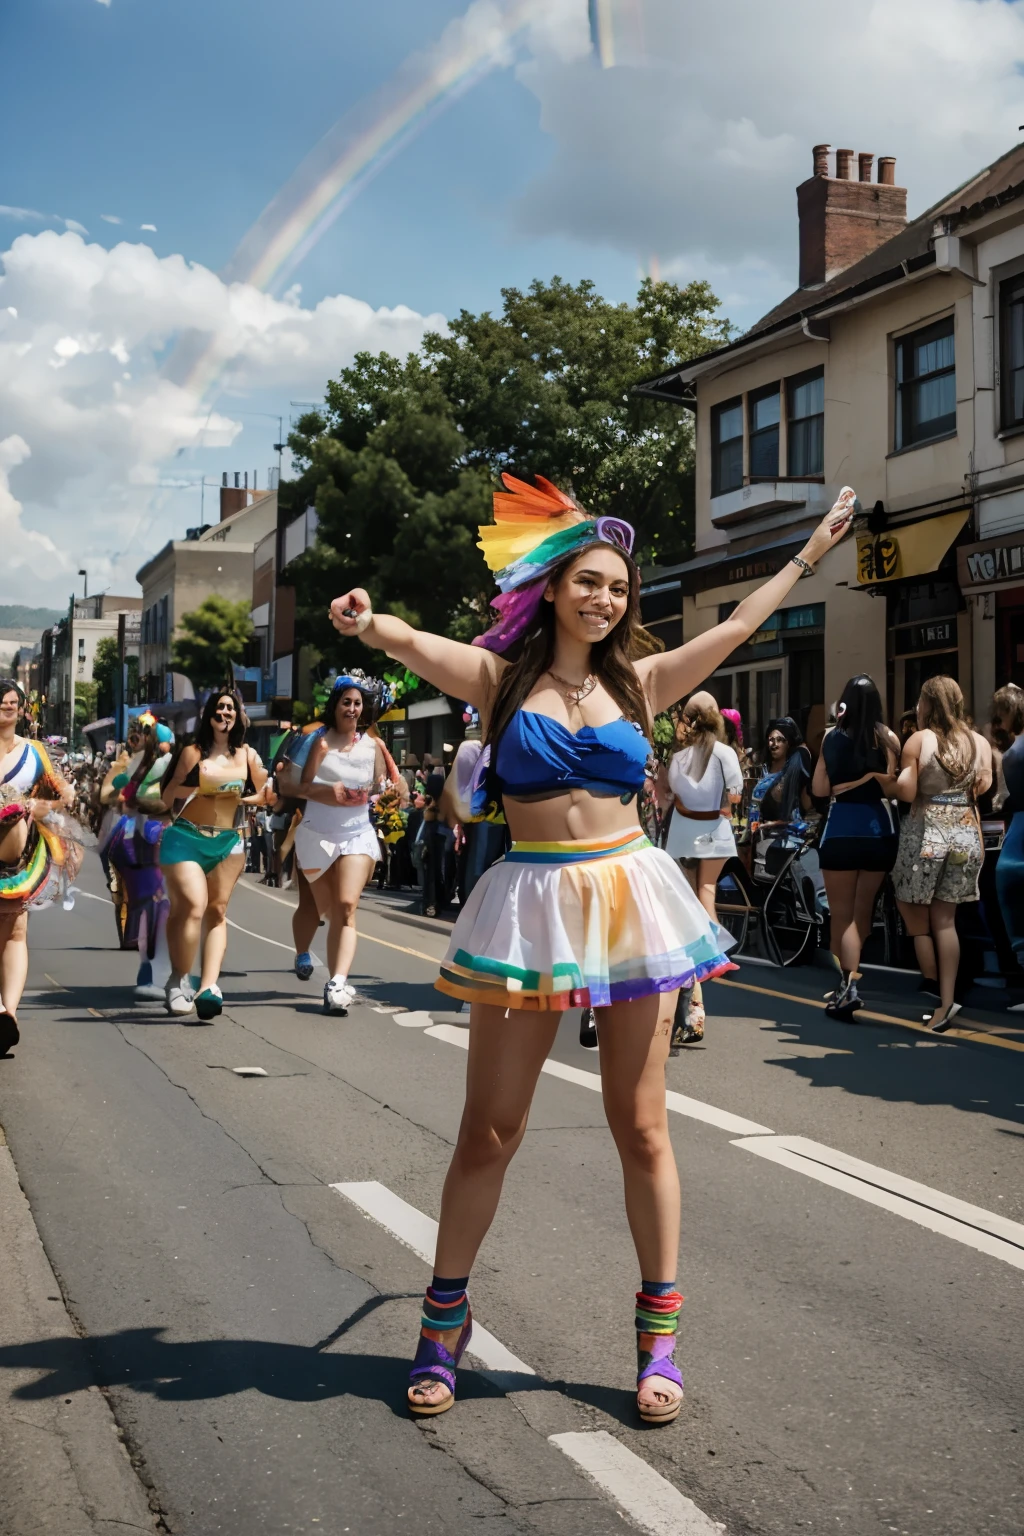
[892, 730, 985, 906]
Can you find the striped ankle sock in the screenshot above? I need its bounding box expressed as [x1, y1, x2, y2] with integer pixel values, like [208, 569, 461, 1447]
[422, 1275, 469, 1334]
[636, 1281, 684, 1336]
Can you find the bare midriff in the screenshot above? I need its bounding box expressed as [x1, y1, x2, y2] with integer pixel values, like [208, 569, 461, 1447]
[179, 783, 244, 830]
[502, 788, 641, 845]
[0, 818, 29, 864]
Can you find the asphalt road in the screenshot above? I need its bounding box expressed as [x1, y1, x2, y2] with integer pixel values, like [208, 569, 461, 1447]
[0, 854, 1022, 1536]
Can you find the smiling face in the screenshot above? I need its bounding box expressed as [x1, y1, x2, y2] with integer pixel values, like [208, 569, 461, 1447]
[0, 689, 20, 729]
[331, 687, 364, 730]
[545, 545, 631, 645]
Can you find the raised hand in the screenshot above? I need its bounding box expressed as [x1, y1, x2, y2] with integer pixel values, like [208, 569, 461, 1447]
[802, 487, 858, 566]
[329, 588, 372, 636]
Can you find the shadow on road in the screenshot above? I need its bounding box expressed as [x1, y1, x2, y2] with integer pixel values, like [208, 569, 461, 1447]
[709, 985, 1024, 1127]
[0, 1325, 518, 1418]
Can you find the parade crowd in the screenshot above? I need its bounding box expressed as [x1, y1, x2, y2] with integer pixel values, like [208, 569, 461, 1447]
[1, 476, 1023, 1427]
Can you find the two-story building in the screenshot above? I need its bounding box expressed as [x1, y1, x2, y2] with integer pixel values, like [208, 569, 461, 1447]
[638, 139, 1024, 745]
[137, 476, 277, 703]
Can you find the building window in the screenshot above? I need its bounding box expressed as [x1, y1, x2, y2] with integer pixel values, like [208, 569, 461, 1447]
[748, 385, 780, 480]
[77, 638, 86, 661]
[787, 368, 824, 477]
[895, 316, 955, 450]
[1000, 274, 1024, 429]
[711, 397, 744, 496]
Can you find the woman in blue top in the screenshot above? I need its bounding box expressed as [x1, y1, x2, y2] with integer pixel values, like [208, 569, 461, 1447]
[330, 473, 857, 1426]
[811, 675, 900, 1019]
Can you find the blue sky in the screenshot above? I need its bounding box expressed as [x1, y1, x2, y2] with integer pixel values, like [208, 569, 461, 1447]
[3, 0, 1024, 605]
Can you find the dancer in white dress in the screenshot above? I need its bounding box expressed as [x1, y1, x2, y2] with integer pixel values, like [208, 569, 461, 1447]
[293, 674, 403, 1014]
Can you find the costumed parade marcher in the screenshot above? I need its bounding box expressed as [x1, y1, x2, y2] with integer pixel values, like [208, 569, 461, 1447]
[330, 474, 859, 1423]
[104, 713, 175, 1000]
[159, 691, 268, 1020]
[293, 673, 404, 1014]
[0, 679, 82, 1054]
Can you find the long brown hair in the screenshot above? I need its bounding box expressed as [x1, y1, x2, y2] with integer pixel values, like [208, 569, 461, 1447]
[677, 698, 724, 781]
[919, 675, 974, 784]
[484, 541, 651, 765]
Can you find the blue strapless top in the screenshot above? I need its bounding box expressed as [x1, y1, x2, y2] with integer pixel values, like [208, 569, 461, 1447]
[495, 711, 650, 800]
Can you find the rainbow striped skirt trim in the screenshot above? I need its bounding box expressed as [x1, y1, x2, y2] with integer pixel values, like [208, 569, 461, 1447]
[436, 828, 736, 1012]
[0, 819, 83, 914]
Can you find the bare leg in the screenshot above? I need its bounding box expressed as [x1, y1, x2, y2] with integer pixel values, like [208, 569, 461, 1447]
[897, 900, 936, 985]
[849, 871, 885, 972]
[197, 852, 245, 992]
[0, 909, 29, 1021]
[929, 899, 960, 1015]
[692, 857, 727, 923]
[292, 863, 320, 955]
[316, 854, 375, 978]
[598, 990, 682, 1415]
[823, 869, 857, 974]
[408, 1003, 560, 1411]
[161, 860, 209, 978]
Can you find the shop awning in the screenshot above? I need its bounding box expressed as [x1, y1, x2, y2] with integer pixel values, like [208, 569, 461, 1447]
[669, 533, 807, 597]
[854, 509, 969, 587]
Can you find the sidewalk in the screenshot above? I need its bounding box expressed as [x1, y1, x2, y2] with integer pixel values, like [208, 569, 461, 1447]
[0, 1123, 157, 1535]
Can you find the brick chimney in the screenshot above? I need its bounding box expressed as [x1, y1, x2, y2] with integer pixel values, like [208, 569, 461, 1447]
[220, 470, 248, 521]
[797, 143, 907, 288]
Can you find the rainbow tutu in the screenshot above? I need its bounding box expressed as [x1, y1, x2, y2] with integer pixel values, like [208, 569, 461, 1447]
[436, 828, 736, 1012]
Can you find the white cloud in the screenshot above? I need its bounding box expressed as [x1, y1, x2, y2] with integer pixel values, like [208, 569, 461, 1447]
[100, 214, 122, 225]
[140, 223, 157, 232]
[0, 436, 66, 579]
[515, 0, 1024, 324]
[0, 204, 46, 223]
[0, 230, 446, 604]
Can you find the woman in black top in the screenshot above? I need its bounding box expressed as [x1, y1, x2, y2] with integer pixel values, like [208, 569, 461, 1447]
[811, 675, 900, 1019]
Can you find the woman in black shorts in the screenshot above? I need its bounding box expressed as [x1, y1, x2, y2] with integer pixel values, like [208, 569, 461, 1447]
[811, 675, 900, 1019]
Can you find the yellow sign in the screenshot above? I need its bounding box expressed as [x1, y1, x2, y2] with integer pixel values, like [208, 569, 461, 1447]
[857, 534, 901, 584]
[855, 509, 969, 587]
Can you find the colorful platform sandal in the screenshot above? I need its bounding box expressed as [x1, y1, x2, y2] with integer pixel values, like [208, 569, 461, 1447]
[407, 1278, 473, 1416]
[636, 1284, 684, 1424]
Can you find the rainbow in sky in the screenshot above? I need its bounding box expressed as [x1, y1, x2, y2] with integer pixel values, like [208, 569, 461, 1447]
[167, 0, 546, 401]
[589, 0, 648, 70]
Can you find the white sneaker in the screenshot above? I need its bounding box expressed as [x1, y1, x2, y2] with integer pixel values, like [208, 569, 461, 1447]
[323, 978, 351, 1015]
[164, 976, 195, 1016]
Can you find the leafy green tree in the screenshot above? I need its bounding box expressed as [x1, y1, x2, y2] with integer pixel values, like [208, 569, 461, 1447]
[171, 596, 253, 693]
[281, 275, 731, 673]
[74, 680, 98, 737]
[91, 635, 121, 719]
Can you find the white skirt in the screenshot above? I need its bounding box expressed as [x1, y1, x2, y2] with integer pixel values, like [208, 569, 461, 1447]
[665, 811, 738, 862]
[293, 803, 380, 879]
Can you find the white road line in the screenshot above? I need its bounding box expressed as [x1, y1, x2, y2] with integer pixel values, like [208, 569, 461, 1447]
[330, 1180, 535, 1379]
[334, 1181, 725, 1533]
[225, 915, 323, 966]
[733, 1135, 1024, 1271]
[424, 1024, 774, 1137]
[550, 1431, 723, 1536]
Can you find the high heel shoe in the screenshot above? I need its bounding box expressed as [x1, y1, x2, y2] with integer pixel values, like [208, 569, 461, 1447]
[928, 1002, 962, 1033]
[636, 1289, 684, 1425]
[407, 1309, 473, 1416]
[0, 1007, 19, 1056]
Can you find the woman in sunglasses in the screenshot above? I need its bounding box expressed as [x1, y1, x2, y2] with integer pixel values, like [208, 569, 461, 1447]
[159, 691, 267, 1019]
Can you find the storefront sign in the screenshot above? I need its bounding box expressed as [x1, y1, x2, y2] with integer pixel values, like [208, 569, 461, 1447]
[893, 619, 955, 655]
[855, 508, 969, 587]
[958, 536, 1024, 589]
[856, 534, 901, 584]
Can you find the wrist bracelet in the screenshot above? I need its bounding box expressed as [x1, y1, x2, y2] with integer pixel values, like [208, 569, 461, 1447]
[790, 555, 814, 578]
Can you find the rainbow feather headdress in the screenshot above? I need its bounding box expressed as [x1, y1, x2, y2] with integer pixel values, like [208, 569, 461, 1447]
[473, 474, 635, 653]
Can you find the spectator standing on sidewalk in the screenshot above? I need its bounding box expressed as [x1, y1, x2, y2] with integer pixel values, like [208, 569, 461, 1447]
[992, 684, 1024, 991]
[893, 676, 992, 1032]
[811, 675, 900, 1021]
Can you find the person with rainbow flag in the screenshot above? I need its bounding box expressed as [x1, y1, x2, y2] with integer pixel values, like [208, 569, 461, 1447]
[330, 474, 857, 1425]
[0, 678, 81, 1055]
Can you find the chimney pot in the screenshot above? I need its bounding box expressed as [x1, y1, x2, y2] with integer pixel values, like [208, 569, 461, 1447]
[234, 472, 240, 488]
[858, 152, 874, 183]
[878, 156, 896, 186]
[835, 148, 854, 180]
[797, 145, 907, 288]
[221, 472, 227, 487]
[812, 143, 830, 177]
